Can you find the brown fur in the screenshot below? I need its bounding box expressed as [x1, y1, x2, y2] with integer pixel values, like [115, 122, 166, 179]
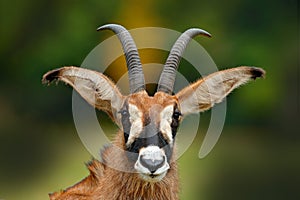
[49, 130, 179, 200]
[45, 66, 265, 200]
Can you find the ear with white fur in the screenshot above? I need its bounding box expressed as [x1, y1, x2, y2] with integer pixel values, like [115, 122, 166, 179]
[175, 66, 265, 115]
[42, 66, 124, 120]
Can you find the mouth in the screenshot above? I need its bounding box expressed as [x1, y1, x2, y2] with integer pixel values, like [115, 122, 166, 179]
[139, 171, 168, 182]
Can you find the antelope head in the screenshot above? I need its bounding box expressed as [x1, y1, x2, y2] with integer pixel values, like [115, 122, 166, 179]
[42, 24, 265, 183]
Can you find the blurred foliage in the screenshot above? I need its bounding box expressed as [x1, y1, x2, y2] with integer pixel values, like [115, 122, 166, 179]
[0, 0, 298, 199]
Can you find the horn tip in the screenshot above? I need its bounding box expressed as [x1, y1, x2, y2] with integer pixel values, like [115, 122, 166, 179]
[200, 29, 212, 38]
[96, 24, 124, 32]
[96, 25, 106, 31]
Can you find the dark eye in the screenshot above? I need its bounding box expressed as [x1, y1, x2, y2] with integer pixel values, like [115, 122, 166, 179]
[119, 108, 130, 143]
[173, 109, 182, 120]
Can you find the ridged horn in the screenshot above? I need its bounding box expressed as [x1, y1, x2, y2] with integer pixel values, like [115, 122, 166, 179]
[157, 28, 211, 94]
[97, 24, 145, 93]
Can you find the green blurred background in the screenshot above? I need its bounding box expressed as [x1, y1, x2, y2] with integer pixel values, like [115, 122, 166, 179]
[0, 0, 298, 199]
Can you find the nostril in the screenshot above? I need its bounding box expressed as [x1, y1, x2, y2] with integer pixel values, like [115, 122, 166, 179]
[140, 156, 165, 174]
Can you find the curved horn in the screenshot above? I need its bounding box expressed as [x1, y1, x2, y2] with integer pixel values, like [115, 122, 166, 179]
[157, 28, 211, 94]
[97, 24, 145, 93]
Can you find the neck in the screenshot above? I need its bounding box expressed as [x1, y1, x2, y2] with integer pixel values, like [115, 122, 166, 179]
[96, 131, 179, 199]
[94, 161, 179, 200]
[49, 131, 179, 200]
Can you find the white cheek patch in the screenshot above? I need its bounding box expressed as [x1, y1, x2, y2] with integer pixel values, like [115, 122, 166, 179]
[127, 104, 143, 146]
[160, 105, 174, 144]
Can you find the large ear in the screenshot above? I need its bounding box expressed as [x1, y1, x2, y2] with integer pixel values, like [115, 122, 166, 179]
[175, 66, 265, 115]
[42, 66, 124, 120]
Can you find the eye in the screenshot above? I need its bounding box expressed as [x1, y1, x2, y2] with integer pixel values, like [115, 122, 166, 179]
[119, 108, 130, 143]
[171, 108, 181, 138]
[173, 109, 182, 120]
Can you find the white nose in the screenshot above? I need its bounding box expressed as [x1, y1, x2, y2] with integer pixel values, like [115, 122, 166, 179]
[140, 155, 165, 174]
[135, 146, 170, 175]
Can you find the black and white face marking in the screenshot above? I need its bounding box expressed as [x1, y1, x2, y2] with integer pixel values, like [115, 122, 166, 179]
[127, 104, 143, 146]
[159, 105, 182, 143]
[120, 99, 182, 181]
[135, 146, 170, 182]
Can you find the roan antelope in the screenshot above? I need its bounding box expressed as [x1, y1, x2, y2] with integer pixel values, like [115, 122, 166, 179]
[42, 24, 265, 200]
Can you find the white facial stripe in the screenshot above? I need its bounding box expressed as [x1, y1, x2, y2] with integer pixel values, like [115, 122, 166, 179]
[159, 105, 174, 143]
[127, 104, 143, 146]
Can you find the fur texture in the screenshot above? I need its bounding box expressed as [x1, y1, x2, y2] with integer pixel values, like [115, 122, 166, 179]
[49, 131, 179, 200]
